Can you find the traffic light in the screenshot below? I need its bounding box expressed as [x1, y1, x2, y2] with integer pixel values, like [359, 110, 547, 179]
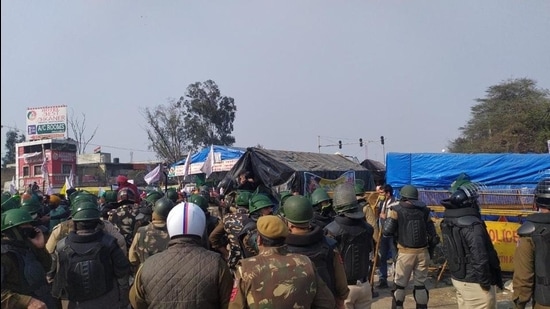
[338, 140, 342, 149]
[380, 136, 385, 145]
[359, 138, 363, 147]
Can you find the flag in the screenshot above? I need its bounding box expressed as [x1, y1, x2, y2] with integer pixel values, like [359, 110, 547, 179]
[41, 156, 48, 180]
[182, 152, 192, 179]
[94, 146, 101, 153]
[60, 177, 69, 195]
[201, 145, 215, 179]
[46, 184, 54, 195]
[144, 164, 161, 185]
[9, 176, 17, 195]
[68, 166, 75, 189]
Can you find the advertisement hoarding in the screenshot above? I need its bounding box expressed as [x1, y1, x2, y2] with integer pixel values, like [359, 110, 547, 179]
[26, 105, 68, 140]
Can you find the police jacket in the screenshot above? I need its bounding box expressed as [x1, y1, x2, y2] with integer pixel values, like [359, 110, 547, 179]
[440, 207, 501, 287]
[129, 236, 233, 309]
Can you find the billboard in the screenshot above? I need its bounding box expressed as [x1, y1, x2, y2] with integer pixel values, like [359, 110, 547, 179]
[26, 105, 68, 140]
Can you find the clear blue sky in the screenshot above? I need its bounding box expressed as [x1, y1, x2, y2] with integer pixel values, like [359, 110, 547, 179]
[2, 1, 549, 164]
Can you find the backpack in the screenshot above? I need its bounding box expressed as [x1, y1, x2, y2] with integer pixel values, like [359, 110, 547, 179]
[327, 222, 372, 283]
[56, 234, 114, 301]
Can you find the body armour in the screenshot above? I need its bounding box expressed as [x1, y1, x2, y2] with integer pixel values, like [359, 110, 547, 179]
[393, 202, 430, 248]
[285, 225, 337, 295]
[518, 213, 550, 306]
[325, 216, 373, 284]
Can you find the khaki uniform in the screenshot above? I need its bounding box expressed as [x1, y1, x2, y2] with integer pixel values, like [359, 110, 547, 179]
[128, 219, 169, 266]
[229, 246, 336, 309]
[46, 219, 127, 255]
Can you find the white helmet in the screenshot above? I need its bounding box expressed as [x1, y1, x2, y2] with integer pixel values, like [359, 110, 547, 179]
[167, 202, 206, 238]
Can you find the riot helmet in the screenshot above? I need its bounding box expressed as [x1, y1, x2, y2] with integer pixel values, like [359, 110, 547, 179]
[153, 197, 175, 220]
[332, 183, 363, 219]
[188, 194, 209, 212]
[236, 191, 252, 207]
[534, 178, 550, 209]
[72, 201, 101, 221]
[1, 208, 34, 232]
[167, 202, 206, 238]
[166, 188, 179, 203]
[145, 191, 164, 205]
[248, 194, 275, 214]
[282, 195, 313, 226]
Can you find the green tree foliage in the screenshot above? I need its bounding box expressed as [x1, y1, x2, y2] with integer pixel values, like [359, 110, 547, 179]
[143, 80, 236, 164]
[449, 78, 550, 153]
[2, 129, 26, 167]
[181, 80, 236, 148]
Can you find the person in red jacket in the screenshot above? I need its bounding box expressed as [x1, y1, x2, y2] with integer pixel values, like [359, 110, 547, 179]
[116, 175, 141, 203]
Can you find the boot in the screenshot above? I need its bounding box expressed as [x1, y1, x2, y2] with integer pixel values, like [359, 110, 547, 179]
[377, 278, 389, 289]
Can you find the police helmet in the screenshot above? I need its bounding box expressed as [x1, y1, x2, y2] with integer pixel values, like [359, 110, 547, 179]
[534, 178, 550, 209]
[167, 202, 205, 238]
[282, 195, 313, 225]
[332, 183, 363, 219]
[1, 208, 34, 232]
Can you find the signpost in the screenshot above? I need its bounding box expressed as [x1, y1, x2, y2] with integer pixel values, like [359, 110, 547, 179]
[26, 105, 68, 140]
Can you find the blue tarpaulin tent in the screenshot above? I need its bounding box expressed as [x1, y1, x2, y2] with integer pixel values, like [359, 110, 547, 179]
[386, 152, 550, 190]
[168, 145, 245, 177]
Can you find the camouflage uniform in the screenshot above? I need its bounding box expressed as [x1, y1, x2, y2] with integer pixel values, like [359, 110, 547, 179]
[229, 246, 336, 309]
[108, 204, 138, 248]
[221, 207, 249, 269]
[128, 219, 169, 267]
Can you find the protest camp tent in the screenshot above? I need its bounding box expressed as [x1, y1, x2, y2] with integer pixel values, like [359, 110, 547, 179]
[221, 147, 375, 196]
[168, 145, 245, 177]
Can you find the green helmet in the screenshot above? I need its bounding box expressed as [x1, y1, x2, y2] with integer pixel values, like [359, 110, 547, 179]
[249, 194, 274, 213]
[188, 194, 208, 212]
[1, 196, 19, 212]
[72, 192, 97, 205]
[279, 191, 293, 207]
[72, 201, 101, 221]
[104, 190, 118, 203]
[310, 188, 331, 206]
[400, 185, 419, 200]
[1, 192, 11, 204]
[146, 191, 164, 205]
[153, 197, 175, 219]
[166, 189, 179, 203]
[282, 195, 313, 224]
[1, 208, 34, 232]
[236, 191, 251, 207]
[332, 183, 361, 216]
[20, 199, 41, 215]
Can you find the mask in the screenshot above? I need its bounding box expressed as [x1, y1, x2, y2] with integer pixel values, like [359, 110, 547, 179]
[378, 195, 386, 201]
[19, 227, 38, 239]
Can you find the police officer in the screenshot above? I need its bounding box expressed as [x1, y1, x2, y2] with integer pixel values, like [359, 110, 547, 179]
[189, 193, 221, 248]
[310, 187, 336, 229]
[440, 183, 503, 309]
[129, 197, 175, 268]
[383, 184, 439, 309]
[50, 201, 130, 308]
[108, 187, 139, 248]
[1, 208, 56, 308]
[238, 193, 275, 258]
[282, 195, 350, 308]
[209, 190, 250, 269]
[229, 215, 336, 309]
[513, 178, 550, 309]
[130, 202, 233, 309]
[325, 183, 374, 309]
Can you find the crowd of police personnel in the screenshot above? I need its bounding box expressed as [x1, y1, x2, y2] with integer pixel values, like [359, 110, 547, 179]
[1, 172, 549, 309]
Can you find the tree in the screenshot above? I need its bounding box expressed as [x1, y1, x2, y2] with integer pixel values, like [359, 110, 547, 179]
[181, 80, 236, 148]
[143, 80, 237, 164]
[2, 128, 26, 167]
[448, 78, 550, 153]
[143, 100, 188, 164]
[68, 111, 98, 154]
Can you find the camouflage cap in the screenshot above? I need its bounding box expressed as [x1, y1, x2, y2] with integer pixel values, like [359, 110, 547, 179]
[257, 215, 289, 239]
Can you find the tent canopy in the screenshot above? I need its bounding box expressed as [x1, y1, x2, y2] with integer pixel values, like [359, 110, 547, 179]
[360, 159, 386, 185]
[386, 152, 550, 190]
[168, 145, 245, 177]
[221, 147, 375, 196]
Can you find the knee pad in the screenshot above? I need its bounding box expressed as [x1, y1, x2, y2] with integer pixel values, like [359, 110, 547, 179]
[392, 284, 406, 307]
[413, 285, 429, 305]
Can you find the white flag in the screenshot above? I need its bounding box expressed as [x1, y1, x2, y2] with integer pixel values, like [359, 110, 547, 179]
[144, 164, 161, 185]
[9, 176, 17, 195]
[201, 145, 215, 179]
[68, 167, 75, 189]
[41, 156, 48, 180]
[46, 184, 54, 195]
[182, 152, 192, 179]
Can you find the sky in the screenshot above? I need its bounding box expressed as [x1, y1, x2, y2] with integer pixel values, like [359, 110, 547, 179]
[2, 1, 550, 165]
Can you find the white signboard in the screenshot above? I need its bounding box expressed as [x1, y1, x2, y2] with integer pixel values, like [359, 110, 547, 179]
[26, 105, 68, 140]
[169, 159, 240, 177]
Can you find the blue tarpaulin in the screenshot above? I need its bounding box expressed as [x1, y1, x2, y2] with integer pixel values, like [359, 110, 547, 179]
[386, 152, 550, 190]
